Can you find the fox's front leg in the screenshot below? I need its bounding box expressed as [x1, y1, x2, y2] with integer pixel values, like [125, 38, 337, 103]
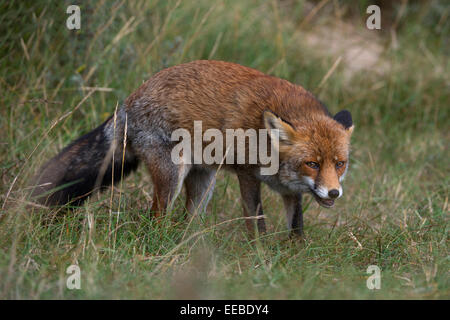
[282, 194, 303, 237]
[237, 171, 266, 235]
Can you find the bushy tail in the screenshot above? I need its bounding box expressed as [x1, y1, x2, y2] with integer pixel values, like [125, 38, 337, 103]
[31, 113, 139, 206]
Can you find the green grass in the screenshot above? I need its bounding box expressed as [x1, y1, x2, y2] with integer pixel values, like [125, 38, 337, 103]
[0, 0, 448, 299]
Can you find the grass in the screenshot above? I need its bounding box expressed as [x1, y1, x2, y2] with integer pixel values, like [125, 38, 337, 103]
[0, 0, 448, 299]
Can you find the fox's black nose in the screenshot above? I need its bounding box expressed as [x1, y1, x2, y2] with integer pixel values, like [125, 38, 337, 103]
[328, 189, 339, 199]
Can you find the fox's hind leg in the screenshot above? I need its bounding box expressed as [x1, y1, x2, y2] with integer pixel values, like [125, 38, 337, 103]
[145, 147, 191, 217]
[184, 167, 216, 215]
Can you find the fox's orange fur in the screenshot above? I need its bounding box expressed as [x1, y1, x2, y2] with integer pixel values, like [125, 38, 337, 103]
[32, 60, 354, 237]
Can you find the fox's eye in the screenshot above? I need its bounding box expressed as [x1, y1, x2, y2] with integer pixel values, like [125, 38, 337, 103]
[336, 161, 345, 168]
[306, 161, 320, 169]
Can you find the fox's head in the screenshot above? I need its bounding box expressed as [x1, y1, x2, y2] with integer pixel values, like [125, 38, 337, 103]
[264, 110, 354, 208]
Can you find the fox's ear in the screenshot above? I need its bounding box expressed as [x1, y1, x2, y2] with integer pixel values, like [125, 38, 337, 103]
[263, 111, 296, 146]
[333, 110, 354, 134]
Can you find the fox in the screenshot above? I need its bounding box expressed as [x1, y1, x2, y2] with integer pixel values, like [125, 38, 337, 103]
[31, 60, 354, 236]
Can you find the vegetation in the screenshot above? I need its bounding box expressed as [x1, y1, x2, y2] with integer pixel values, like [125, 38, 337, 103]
[0, 0, 448, 299]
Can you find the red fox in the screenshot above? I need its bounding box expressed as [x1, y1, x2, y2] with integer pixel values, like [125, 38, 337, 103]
[31, 60, 353, 236]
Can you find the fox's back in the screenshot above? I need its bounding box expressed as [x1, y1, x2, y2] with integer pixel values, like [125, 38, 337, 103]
[125, 60, 329, 133]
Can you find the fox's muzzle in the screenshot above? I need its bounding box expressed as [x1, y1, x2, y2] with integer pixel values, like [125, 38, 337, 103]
[310, 185, 342, 208]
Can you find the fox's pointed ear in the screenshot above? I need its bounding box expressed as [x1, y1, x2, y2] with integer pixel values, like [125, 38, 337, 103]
[333, 110, 354, 134]
[263, 111, 296, 146]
